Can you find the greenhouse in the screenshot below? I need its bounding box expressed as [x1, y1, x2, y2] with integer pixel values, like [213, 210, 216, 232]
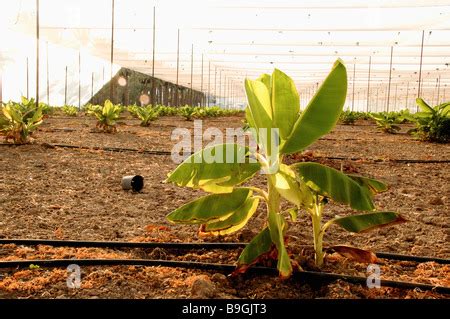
[0, 0, 449, 303]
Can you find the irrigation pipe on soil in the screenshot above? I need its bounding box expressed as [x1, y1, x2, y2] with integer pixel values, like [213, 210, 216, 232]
[0, 239, 448, 264]
[0, 258, 448, 294]
[1, 143, 449, 164]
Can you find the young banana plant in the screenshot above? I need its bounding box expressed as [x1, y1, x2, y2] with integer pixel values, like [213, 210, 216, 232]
[165, 60, 404, 277]
[87, 100, 122, 133]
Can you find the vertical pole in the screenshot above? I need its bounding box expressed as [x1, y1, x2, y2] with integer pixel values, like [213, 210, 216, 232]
[405, 81, 409, 110]
[64, 66, 68, 105]
[219, 70, 222, 107]
[110, 0, 115, 102]
[436, 75, 441, 105]
[376, 87, 379, 112]
[387, 46, 394, 112]
[190, 44, 193, 106]
[394, 83, 398, 111]
[417, 30, 425, 104]
[207, 61, 211, 107]
[102, 66, 105, 82]
[214, 66, 217, 104]
[78, 51, 81, 110]
[200, 54, 204, 106]
[91, 72, 94, 100]
[366, 56, 371, 112]
[176, 29, 180, 106]
[151, 6, 156, 105]
[0, 72, 2, 104]
[26, 57, 29, 99]
[46, 41, 49, 105]
[36, 0, 40, 106]
[351, 62, 356, 111]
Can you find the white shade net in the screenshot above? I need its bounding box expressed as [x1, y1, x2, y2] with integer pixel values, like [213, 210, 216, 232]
[1, 0, 449, 110]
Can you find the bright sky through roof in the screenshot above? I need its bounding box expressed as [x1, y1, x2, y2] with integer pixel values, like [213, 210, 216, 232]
[1, 0, 450, 109]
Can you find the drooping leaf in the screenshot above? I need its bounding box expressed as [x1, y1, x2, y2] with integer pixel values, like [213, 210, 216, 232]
[329, 245, 378, 263]
[271, 69, 300, 140]
[281, 59, 347, 154]
[268, 209, 292, 278]
[166, 143, 260, 193]
[236, 227, 272, 268]
[416, 98, 433, 113]
[203, 197, 260, 235]
[332, 211, 406, 233]
[293, 162, 375, 211]
[347, 174, 388, 194]
[166, 188, 252, 224]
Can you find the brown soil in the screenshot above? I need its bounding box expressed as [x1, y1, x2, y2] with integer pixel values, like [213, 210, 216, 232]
[0, 114, 448, 299]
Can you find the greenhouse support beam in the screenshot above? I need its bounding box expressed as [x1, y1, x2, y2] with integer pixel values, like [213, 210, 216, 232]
[64, 66, 68, 105]
[417, 30, 425, 109]
[151, 6, 156, 106]
[405, 82, 409, 110]
[78, 51, 81, 110]
[176, 29, 180, 106]
[190, 44, 194, 106]
[386, 46, 394, 112]
[46, 41, 49, 105]
[207, 61, 211, 107]
[366, 56, 371, 112]
[110, 0, 115, 102]
[36, 0, 40, 106]
[26, 57, 29, 99]
[436, 75, 441, 105]
[201, 54, 204, 106]
[351, 62, 355, 111]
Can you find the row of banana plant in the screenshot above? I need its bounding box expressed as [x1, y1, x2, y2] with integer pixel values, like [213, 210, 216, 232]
[0, 97, 44, 144]
[165, 60, 405, 277]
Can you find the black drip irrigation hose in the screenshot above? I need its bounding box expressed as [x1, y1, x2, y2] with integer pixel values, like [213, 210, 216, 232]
[1, 142, 449, 164]
[0, 258, 448, 294]
[0, 239, 448, 265]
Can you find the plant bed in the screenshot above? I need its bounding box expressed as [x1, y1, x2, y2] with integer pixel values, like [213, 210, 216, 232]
[0, 114, 448, 299]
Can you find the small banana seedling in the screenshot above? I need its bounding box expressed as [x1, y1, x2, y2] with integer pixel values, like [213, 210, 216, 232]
[411, 98, 450, 143]
[62, 105, 78, 116]
[165, 60, 404, 277]
[135, 106, 159, 126]
[0, 97, 44, 144]
[178, 105, 198, 121]
[87, 100, 122, 133]
[369, 113, 403, 134]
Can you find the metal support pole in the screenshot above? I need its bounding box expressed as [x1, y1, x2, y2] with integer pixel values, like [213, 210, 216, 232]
[376, 87, 379, 112]
[394, 83, 398, 111]
[176, 29, 179, 106]
[436, 75, 441, 105]
[110, 0, 115, 102]
[405, 82, 409, 110]
[78, 51, 81, 110]
[200, 54, 203, 106]
[64, 66, 67, 105]
[417, 30, 425, 103]
[46, 41, 49, 105]
[214, 66, 217, 104]
[219, 70, 222, 106]
[366, 56, 371, 112]
[151, 6, 156, 105]
[26, 57, 29, 99]
[207, 61, 210, 107]
[36, 0, 40, 106]
[351, 62, 356, 111]
[190, 44, 193, 106]
[387, 46, 394, 112]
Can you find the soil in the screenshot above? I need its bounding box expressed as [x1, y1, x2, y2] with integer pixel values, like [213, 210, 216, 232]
[0, 114, 448, 299]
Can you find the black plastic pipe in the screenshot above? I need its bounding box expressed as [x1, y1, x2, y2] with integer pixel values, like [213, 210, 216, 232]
[0, 239, 448, 264]
[0, 258, 448, 294]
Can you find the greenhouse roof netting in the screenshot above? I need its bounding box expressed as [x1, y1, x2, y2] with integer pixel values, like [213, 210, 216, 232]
[1, 0, 450, 110]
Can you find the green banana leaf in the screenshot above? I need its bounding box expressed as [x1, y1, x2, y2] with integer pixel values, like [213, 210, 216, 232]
[281, 59, 347, 154]
[237, 227, 272, 268]
[167, 188, 252, 224]
[166, 143, 261, 193]
[271, 69, 300, 140]
[203, 197, 259, 235]
[332, 211, 406, 233]
[293, 162, 376, 211]
[416, 98, 433, 113]
[268, 209, 292, 277]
